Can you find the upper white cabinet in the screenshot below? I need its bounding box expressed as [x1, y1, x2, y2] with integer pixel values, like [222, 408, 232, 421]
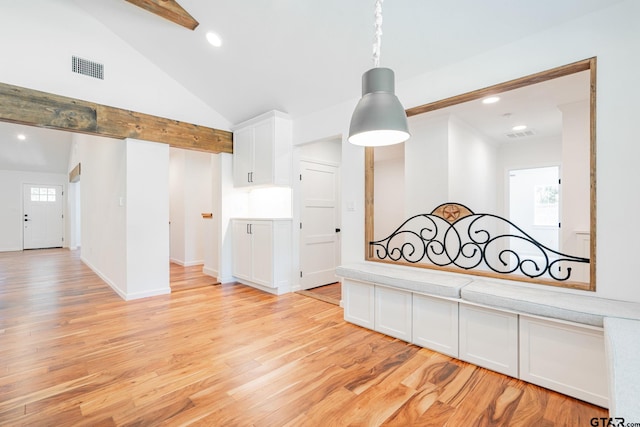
[232, 111, 292, 188]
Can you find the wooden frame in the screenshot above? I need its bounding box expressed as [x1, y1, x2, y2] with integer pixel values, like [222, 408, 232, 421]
[0, 81, 232, 154]
[365, 57, 597, 291]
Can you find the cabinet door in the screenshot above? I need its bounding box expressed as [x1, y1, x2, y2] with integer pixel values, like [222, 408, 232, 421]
[233, 127, 253, 187]
[375, 286, 412, 342]
[459, 304, 518, 377]
[413, 294, 459, 357]
[232, 221, 252, 280]
[251, 119, 274, 186]
[343, 279, 375, 329]
[520, 316, 607, 407]
[249, 221, 274, 287]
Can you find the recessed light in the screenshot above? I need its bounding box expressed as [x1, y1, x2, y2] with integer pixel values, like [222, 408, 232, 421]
[206, 32, 222, 47]
[17, 134, 26, 140]
[482, 96, 500, 104]
[512, 125, 527, 131]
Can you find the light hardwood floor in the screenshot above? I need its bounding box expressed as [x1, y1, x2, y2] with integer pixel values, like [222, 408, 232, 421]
[0, 249, 607, 426]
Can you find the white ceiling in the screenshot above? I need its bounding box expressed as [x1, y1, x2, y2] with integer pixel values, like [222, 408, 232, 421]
[74, 0, 621, 125]
[0, 0, 621, 174]
[0, 123, 72, 174]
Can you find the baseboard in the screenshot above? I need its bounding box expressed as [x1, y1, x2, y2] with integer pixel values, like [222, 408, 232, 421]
[170, 258, 205, 267]
[124, 287, 171, 300]
[0, 247, 22, 253]
[80, 255, 127, 300]
[203, 266, 219, 278]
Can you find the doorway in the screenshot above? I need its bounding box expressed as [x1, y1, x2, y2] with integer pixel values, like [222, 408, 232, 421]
[297, 138, 342, 291]
[299, 160, 340, 290]
[508, 166, 560, 255]
[23, 184, 64, 249]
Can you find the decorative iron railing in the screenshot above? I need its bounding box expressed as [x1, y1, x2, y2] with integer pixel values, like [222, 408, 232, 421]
[370, 203, 589, 281]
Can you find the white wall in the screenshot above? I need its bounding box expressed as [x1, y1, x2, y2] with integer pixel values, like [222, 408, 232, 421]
[71, 133, 127, 294]
[0, 170, 67, 252]
[169, 149, 186, 263]
[559, 100, 591, 256]
[374, 149, 405, 239]
[294, 0, 640, 302]
[405, 115, 449, 217]
[448, 115, 498, 213]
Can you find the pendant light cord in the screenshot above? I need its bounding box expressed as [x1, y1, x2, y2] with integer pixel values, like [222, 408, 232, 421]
[372, 0, 383, 68]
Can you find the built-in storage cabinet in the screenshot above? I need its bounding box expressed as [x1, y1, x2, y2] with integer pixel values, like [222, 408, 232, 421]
[343, 279, 375, 329]
[412, 294, 459, 358]
[458, 304, 519, 377]
[231, 219, 291, 293]
[232, 111, 292, 188]
[339, 271, 609, 408]
[519, 315, 608, 407]
[375, 286, 412, 341]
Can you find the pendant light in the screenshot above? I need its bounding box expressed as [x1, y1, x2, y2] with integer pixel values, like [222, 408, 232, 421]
[348, 0, 410, 147]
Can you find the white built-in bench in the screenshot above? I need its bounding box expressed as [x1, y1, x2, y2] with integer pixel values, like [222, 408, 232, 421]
[337, 262, 640, 411]
[604, 317, 640, 420]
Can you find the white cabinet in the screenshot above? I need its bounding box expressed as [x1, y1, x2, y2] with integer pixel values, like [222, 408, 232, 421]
[412, 294, 459, 357]
[232, 219, 291, 293]
[343, 279, 375, 329]
[519, 316, 608, 407]
[459, 304, 519, 377]
[375, 286, 412, 341]
[232, 111, 292, 188]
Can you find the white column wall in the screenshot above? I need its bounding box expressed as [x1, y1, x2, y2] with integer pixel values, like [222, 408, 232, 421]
[125, 139, 170, 299]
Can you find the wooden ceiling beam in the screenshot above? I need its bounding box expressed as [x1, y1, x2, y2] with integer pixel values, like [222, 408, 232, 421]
[0, 82, 232, 154]
[125, 0, 199, 30]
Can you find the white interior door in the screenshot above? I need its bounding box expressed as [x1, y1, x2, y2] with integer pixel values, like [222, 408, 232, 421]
[23, 184, 64, 250]
[299, 160, 339, 290]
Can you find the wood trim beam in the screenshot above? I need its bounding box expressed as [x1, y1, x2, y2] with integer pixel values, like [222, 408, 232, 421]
[405, 58, 593, 117]
[69, 163, 81, 183]
[0, 82, 232, 154]
[125, 0, 199, 30]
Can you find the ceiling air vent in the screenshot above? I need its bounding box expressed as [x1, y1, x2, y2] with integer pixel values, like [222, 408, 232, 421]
[505, 129, 536, 139]
[72, 56, 104, 80]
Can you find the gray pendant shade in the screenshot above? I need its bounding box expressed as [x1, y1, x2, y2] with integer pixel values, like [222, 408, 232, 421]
[348, 67, 410, 146]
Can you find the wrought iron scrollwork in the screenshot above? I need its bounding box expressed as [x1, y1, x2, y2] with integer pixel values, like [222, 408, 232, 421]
[370, 203, 589, 281]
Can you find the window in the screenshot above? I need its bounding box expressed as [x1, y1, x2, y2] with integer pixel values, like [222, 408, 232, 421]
[534, 184, 559, 226]
[30, 187, 56, 202]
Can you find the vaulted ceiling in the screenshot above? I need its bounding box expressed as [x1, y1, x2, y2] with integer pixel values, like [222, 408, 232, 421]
[0, 0, 624, 174]
[74, 0, 623, 125]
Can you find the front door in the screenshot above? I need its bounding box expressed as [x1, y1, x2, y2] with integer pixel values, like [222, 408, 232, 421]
[23, 184, 64, 249]
[299, 161, 340, 290]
